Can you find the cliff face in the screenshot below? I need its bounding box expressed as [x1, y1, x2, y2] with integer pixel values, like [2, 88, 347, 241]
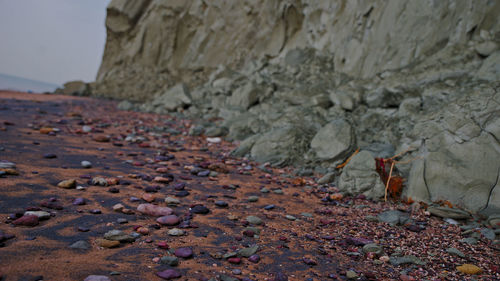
[95, 0, 500, 101]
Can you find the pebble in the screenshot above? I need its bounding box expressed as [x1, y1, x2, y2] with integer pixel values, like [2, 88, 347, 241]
[137, 203, 173, 216]
[104, 230, 135, 242]
[90, 209, 101, 214]
[246, 216, 263, 225]
[156, 269, 182, 280]
[206, 137, 221, 143]
[70, 240, 90, 250]
[57, 179, 76, 189]
[446, 247, 465, 258]
[264, 204, 275, 210]
[82, 125, 92, 132]
[285, 215, 296, 221]
[72, 197, 86, 205]
[81, 161, 92, 168]
[43, 153, 57, 159]
[346, 271, 358, 279]
[260, 188, 269, 193]
[137, 227, 149, 235]
[174, 247, 193, 258]
[165, 197, 180, 205]
[248, 196, 259, 202]
[228, 257, 241, 264]
[232, 269, 242, 275]
[160, 256, 179, 266]
[460, 237, 478, 245]
[12, 215, 39, 226]
[117, 218, 128, 224]
[272, 189, 284, 194]
[215, 200, 228, 207]
[24, 211, 51, 220]
[142, 193, 155, 202]
[0, 161, 15, 169]
[456, 264, 482, 274]
[84, 275, 111, 281]
[168, 228, 185, 236]
[238, 245, 258, 257]
[248, 254, 260, 263]
[362, 243, 383, 255]
[157, 215, 180, 226]
[92, 177, 108, 186]
[191, 205, 210, 214]
[113, 203, 125, 212]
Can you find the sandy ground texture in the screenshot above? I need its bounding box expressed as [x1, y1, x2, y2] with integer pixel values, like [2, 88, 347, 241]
[0, 91, 498, 281]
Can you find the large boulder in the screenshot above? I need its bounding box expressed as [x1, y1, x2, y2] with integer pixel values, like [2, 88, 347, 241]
[338, 151, 385, 200]
[406, 88, 500, 214]
[151, 83, 191, 112]
[251, 125, 314, 166]
[95, 0, 500, 101]
[310, 119, 354, 161]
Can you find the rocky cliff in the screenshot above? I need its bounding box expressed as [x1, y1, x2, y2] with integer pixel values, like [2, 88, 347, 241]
[95, 0, 500, 216]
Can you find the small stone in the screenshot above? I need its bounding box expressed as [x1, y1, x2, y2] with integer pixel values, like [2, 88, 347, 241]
[285, 215, 296, 221]
[168, 228, 185, 236]
[72, 197, 86, 205]
[228, 257, 241, 264]
[43, 153, 57, 159]
[460, 237, 478, 245]
[272, 189, 284, 194]
[160, 256, 179, 266]
[238, 245, 258, 257]
[206, 137, 221, 143]
[104, 230, 135, 243]
[81, 161, 92, 168]
[446, 247, 465, 258]
[117, 218, 128, 224]
[246, 216, 263, 225]
[264, 204, 275, 210]
[137, 203, 173, 216]
[93, 135, 110, 142]
[24, 211, 51, 220]
[92, 177, 108, 186]
[191, 205, 210, 214]
[70, 240, 90, 250]
[456, 264, 482, 275]
[215, 200, 228, 207]
[248, 254, 260, 263]
[165, 197, 180, 205]
[137, 227, 149, 235]
[95, 238, 120, 248]
[57, 179, 76, 189]
[157, 215, 180, 226]
[480, 227, 496, 240]
[0, 161, 15, 169]
[90, 209, 101, 214]
[84, 275, 111, 281]
[260, 188, 269, 193]
[174, 247, 193, 258]
[346, 270, 358, 279]
[248, 196, 259, 202]
[156, 269, 182, 280]
[142, 193, 155, 202]
[12, 215, 39, 226]
[112, 203, 125, 212]
[362, 243, 383, 256]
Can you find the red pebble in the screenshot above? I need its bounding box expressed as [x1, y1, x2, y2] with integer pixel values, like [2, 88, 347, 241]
[157, 241, 169, 249]
[228, 257, 241, 264]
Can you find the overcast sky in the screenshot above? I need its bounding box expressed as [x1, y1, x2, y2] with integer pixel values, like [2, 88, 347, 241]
[0, 0, 110, 85]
